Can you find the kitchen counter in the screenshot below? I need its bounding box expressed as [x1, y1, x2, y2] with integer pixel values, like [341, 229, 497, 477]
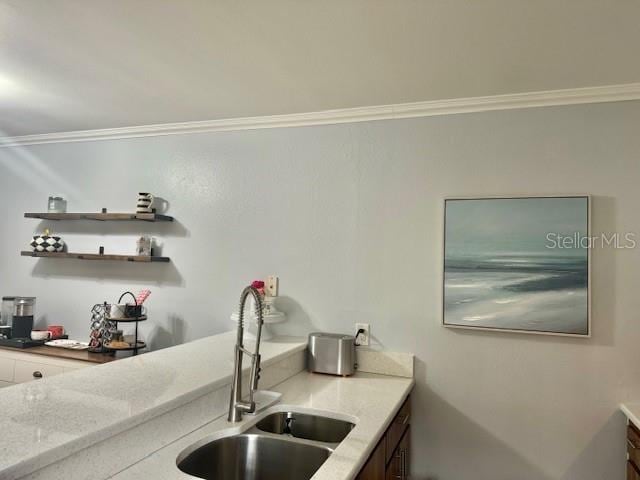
[111, 370, 415, 480]
[0, 344, 116, 364]
[0, 331, 307, 480]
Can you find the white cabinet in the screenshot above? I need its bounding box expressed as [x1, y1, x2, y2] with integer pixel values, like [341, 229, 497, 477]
[0, 349, 94, 385]
[14, 360, 64, 383]
[0, 358, 15, 382]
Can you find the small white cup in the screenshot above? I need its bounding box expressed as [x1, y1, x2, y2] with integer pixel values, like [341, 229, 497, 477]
[31, 330, 52, 341]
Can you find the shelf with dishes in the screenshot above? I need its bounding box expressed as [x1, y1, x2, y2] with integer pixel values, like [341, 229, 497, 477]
[22, 194, 174, 264]
[24, 212, 173, 222]
[21, 251, 170, 263]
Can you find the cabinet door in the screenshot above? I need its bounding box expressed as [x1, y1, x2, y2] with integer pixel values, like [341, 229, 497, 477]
[0, 357, 15, 382]
[357, 436, 386, 480]
[385, 396, 411, 464]
[14, 360, 63, 383]
[628, 461, 640, 480]
[386, 427, 410, 480]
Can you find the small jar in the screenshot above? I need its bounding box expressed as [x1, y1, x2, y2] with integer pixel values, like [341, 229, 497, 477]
[112, 330, 124, 342]
[48, 196, 67, 214]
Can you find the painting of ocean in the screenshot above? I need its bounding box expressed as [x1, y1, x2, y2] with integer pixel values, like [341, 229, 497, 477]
[443, 197, 589, 335]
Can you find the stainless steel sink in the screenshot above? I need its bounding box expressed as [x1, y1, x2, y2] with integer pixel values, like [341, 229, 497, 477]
[256, 411, 355, 444]
[177, 433, 332, 480]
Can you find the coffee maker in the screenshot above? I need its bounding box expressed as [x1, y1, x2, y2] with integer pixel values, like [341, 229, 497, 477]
[0, 297, 36, 339]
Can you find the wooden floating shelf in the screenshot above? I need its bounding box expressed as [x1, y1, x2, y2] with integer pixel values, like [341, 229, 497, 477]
[21, 251, 170, 263]
[24, 212, 174, 222]
[105, 315, 148, 323]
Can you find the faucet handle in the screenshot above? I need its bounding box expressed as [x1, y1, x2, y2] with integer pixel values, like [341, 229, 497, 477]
[250, 354, 262, 391]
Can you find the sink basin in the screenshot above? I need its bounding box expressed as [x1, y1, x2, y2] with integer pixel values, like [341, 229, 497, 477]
[177, 433, 332, 480]
[256, 411, 355, 443]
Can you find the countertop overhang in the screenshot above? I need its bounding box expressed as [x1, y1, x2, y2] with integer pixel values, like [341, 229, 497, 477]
[0, 331, 307, 479]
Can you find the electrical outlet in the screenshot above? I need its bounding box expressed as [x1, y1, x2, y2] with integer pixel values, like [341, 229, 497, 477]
[266, 275, 279, 297]
[355, 323, 370, 346]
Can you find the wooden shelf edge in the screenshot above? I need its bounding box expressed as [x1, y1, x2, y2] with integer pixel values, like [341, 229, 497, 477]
[24, 212, 174, 222]
[105, 315, 148, 322]
[21, 251, 170, 263]
[104, 341, 147, 351]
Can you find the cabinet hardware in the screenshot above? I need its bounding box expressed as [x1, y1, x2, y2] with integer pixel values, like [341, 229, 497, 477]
[397, 414, 410, 425]
[32, 371, 43, 379]
[401, 448, 407, 479]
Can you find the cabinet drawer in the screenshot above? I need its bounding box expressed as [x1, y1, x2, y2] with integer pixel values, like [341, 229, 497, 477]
[386, 427, 410, 480]
[0, 358, 15, 382]
[14, 360, 63, 383]
[385, 395, 411, 464]
[629, 461, 640, 480]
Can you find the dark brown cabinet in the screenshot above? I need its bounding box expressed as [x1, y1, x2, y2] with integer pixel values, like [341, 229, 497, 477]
[357, 395, 411, 480]
[629, 423, 640, 480]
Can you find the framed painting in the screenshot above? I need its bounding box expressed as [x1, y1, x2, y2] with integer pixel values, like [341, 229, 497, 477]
[442, 195, 590, 337]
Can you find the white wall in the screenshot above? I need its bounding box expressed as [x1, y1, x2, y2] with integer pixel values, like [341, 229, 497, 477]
[1, 101, 640, 479]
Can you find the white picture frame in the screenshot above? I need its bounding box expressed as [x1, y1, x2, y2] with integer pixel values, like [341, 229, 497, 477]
[442, 195, 591, 337]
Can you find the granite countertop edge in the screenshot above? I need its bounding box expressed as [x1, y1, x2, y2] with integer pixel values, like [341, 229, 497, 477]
[0, 332, 307, 479]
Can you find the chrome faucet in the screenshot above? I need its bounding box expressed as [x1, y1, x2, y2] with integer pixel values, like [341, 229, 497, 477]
[228, 286, 265, 423]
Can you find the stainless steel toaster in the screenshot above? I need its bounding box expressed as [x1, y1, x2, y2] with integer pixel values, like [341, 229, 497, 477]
[307, 332, 356, 376]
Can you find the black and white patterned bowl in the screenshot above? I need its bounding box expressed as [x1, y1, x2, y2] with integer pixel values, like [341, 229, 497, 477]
[30, 235, 65, 253]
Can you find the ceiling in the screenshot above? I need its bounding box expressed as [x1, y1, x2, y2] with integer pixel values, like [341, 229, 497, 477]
[1, 0, 639, 137]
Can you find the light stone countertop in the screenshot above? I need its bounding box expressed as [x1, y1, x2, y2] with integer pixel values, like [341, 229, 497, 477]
[621, 403, 640, 428]
[0, 332, 307, 479]
[110, 370, 415, 480]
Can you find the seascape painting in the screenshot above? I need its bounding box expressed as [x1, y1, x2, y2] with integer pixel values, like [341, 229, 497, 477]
[443, 196, 590, 336]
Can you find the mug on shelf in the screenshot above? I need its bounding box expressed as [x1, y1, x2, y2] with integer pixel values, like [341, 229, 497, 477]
[31, 330, 52, 341]
[108, 304, 127, 319]
[47, 325, 65, 339]
[137, 193, 154, 214]
[108, 303, 145, 319]
[125, 304, 145, 317]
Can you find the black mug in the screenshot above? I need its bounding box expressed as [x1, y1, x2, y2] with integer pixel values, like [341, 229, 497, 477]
[125, 304, 143, 317]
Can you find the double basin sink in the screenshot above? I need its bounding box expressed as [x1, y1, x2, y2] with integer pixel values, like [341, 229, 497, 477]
[177, 411, 356, 480]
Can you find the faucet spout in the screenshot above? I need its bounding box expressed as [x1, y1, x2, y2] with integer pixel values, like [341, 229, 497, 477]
[228, 285, 265, 422]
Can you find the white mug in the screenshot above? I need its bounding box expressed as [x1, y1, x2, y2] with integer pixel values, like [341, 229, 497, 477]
[108, 304, 127, 319]
[31, 330, 52, 341]
[137, 193, 154, 213]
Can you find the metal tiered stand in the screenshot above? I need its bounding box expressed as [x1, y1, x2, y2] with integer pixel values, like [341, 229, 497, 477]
[89, 293, 146, 356]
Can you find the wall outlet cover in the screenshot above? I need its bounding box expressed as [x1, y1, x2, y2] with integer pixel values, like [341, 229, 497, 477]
[355, 323, 370, 346]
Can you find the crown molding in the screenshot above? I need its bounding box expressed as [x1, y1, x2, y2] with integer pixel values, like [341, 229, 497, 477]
[2, 82, 640, 147]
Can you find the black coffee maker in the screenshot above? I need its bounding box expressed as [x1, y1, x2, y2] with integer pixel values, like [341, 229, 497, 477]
[0, 297, 36, 339]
